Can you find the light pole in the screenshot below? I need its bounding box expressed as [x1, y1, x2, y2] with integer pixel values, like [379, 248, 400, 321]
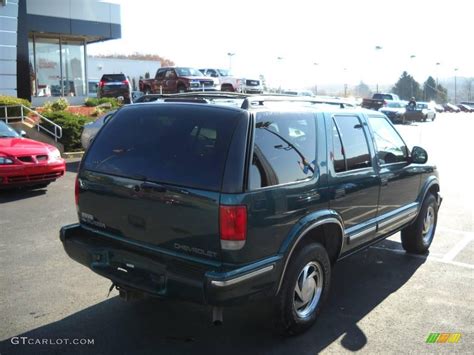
[343, 67, 348, 97]
[313, 62, 319, 96]
[435, 62, 441, 87]
[227, 52, 235, 70]
[409, 54, 416, 98]
[454, 68, 459, 104]
[375, 45, 382, 93]
[277, 56, 284, 93]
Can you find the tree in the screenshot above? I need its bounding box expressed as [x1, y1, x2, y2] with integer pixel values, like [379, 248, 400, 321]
[435, 84, 448, 104]
[423, 76, 437, 101]
[93, 52, 175, 66]
[354, 81, 372, 98]
[392, 71, 422, 100]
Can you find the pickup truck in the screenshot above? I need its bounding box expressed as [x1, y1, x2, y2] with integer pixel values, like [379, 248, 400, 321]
[61, 94, 441, 335]
[362, 93, 400, 110]
[139, 67, 218, 94]
[199, 68, 263, 94]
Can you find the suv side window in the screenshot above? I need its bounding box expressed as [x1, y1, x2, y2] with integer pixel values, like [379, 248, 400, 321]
[165, 69, 176, 79]
[249, 112, 316, 189]
[367, 115, 408, 164]
[332, 115, 371, 172]
[156, 69, 166, 79]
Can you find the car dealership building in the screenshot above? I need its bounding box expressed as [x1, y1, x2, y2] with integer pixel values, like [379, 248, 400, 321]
[0, 0, 121, 105]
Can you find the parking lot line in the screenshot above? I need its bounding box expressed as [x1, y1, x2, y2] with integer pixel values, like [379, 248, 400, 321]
[442, 235, 474, 262]
[369, 246, 474, 270]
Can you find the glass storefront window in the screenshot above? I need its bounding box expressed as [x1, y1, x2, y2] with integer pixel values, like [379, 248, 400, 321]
[34, 37, 61, 97]
[62, 40, 86, 97]
[29, 35, 87, 98]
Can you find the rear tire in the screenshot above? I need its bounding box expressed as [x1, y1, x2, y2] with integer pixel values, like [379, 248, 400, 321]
[274, 243, 331, 336]
[401, 193, 438, 254]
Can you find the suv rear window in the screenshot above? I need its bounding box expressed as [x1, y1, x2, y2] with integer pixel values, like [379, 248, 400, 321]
[249, 111, 316, 189]
[83, 105, 240, 191]
[101, 74, 126, 82]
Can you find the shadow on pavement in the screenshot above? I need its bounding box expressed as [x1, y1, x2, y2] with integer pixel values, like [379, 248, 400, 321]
[0, 188, 46, 203]
[0, 240, 425, 355]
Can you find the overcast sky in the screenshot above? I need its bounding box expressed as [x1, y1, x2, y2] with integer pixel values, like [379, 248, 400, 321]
[90, 0, 473, 89]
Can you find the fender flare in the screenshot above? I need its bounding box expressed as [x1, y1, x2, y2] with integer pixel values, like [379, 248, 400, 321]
[275, 210, 345, 294]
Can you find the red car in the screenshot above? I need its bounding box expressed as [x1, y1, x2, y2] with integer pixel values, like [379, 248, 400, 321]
[0, 121, 65, 189]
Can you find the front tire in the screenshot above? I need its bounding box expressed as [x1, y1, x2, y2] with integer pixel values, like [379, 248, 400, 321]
[401, 193, 438, 254]
[274, 243, 331, 336]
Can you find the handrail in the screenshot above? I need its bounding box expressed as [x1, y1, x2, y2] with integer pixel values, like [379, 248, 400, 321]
[0, 104, 62, 142]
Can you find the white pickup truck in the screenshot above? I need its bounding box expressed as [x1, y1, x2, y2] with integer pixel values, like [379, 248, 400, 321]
[199, 68, 263, 94]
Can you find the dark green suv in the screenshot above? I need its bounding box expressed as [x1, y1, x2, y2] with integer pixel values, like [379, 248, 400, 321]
[60, 94, 442, 335]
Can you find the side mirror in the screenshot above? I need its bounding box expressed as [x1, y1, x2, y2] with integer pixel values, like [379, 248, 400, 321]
[18, 130, 27, 137]
[411, 146, 428, 164]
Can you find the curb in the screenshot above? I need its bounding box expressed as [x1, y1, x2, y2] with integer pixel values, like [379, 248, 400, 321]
[63, 151, 84, 159]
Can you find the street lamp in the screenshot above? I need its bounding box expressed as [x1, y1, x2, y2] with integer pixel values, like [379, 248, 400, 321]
[313, 62, 319, 96]
[277, 56, 284, 93]
[375, 45, 383, 93]
[409, 54, 416, 98]
[343, 67, 348, 97]
[227, 52, 235, 70]
[435, 62, 441, 87]
[454, 68, 459, 104]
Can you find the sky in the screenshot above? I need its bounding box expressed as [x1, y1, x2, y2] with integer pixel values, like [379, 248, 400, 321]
[90, 0, 473, 90]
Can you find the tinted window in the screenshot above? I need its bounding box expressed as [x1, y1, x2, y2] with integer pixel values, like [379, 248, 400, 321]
[331, 120, 345, 173]
[373, 94, 393, 100]
[368, 115, 408, 164]
[84, 105, 240, 191]
[156, 69, 166, 79]
[333, 115, 371, 171]
[101, 74, 126, 82]
[249, 112, 316, 189]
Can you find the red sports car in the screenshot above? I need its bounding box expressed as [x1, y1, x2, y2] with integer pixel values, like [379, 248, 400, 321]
[0, 121, 65, 189]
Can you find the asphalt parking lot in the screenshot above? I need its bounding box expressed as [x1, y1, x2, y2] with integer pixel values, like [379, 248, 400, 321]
[1, 112, 473, 354]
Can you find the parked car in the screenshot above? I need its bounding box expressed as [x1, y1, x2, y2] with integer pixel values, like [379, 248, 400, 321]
[81, 110, 116, 150]
[199, 68, 263, 94]
[378, 101, 406, 123]
[61, 94, 441, 335]
[416, 102, 436, 121]
[139, 67, 218, 94]
[0, 121, 65, 189]
[98, 74, 132, 104]
[458, 104, 474, 112]
[443, 103, 461, 113]
[361, 93, 400, 110]
[433, 104, 445, 113]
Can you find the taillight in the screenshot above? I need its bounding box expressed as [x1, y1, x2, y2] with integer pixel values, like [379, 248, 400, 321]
[383, 100, 387, 107]
[219, 205, 247, 250]
[122, 80, 129, 85]
[75, 176, 80, 206]
[98, 81, 105, 87]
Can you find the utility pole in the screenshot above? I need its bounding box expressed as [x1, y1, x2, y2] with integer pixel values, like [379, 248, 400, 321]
[227, 52, 235, 70]
[313, 62, 319, 96]
[375, 45, 382, 93]
[343, 67, 348, 97]
[454, 68, 458, 104]
[277, 56, 284, 93]
[410, 54, 416, 98]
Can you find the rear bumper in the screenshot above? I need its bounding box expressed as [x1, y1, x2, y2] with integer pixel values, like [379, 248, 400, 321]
[60, 224, 281, 306]
[0, 160, 65, 188]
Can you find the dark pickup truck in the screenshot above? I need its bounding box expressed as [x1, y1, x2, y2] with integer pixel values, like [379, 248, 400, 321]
[362, 93, 401, 110]
[61, 94, 441, 335]
[139, 67, 218, 94]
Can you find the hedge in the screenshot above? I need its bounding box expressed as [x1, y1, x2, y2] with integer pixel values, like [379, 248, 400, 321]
[0, 95, 32, 118]
[42, 111, 94, 152]
[84, 97, 121, 108]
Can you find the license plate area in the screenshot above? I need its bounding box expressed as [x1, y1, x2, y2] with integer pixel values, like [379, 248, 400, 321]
[91, 249, 166, 294]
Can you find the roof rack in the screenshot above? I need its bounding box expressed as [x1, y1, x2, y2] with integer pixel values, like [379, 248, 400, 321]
[240, 95, 348, 109]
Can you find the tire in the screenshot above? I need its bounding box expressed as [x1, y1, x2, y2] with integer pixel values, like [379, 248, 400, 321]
[432, 114, 436, 121]
[177, 85, 186, 93]
[401, 193, 438, 254]
[274, 243, 331, 336]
